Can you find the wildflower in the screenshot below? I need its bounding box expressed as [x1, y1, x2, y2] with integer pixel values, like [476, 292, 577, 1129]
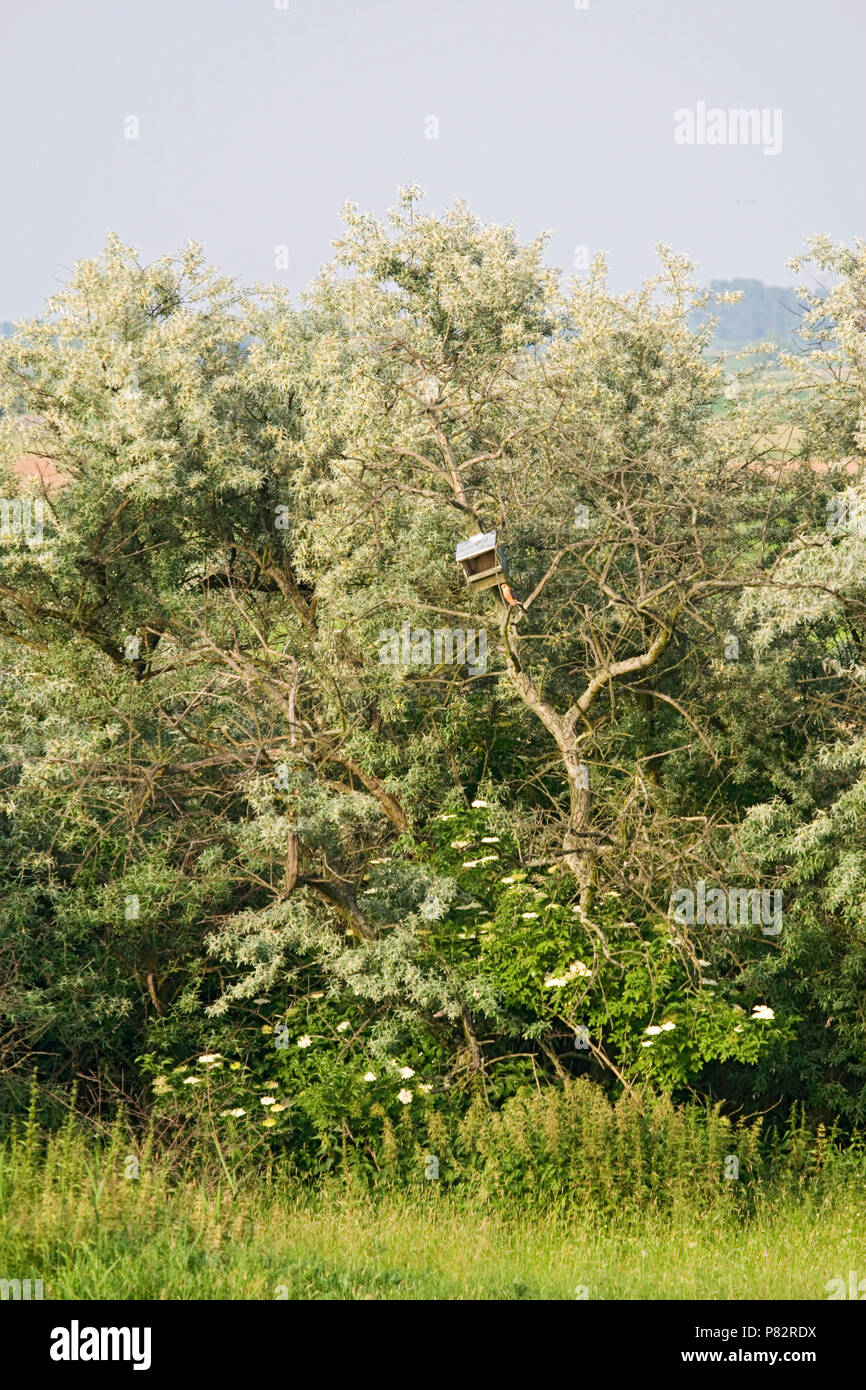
[544, 975, 568, 988]
[476, 854, 499, 864]
[229, 1108, 246, 1118]
[641, 1040, 654, 1048]
[660, 1021, 676, 1032]
[310, 991, 325, 999]
[451, 839, 472, 849]
[336, 1021, 351, 1032]
[297, 1035, 312, 1048]
[262, 1080, 278, 1089]
[363, 1071, 377, 1082]
[438, 813, 457, 821]
[463, 859, 480, 868]
[751, 1005, 775, 1021]
[397, 1088, 413, 1104]
[522, 911, 539, 920]
[271, 1103, 286, 1112]
[260, 1025, 273, 1034]
[398, 1066, 415, 1079]
[153, 1076, 170, 1095]
[480, 837, 500, 844]
[228, 1061, 242, 1071]
[471, 799, 488, 808]
[260, 1096, 276, 1106]
[261, 1117, 276, 1128]
[418, 1083, 433, 1094]
[566, 961, 591, 979]
[182, 1075, 201, 1085]
[645, 1025, 662, 1036]
[197, 1053, 223, 1064]
[500, 876, 516, 884]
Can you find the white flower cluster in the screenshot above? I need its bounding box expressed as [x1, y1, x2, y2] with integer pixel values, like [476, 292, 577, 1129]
[642, 1021, 676, 1047]
[362, 1062, 433, 1104]
[544, 960, 592, 988]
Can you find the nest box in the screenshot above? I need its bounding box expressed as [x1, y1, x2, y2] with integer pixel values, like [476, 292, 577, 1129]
[455, 530, 507, 592]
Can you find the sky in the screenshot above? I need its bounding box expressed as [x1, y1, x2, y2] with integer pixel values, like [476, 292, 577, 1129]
[0, 0, 862, 319]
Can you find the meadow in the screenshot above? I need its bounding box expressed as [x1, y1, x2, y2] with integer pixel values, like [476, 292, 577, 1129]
[1, 1100, 863, 1301]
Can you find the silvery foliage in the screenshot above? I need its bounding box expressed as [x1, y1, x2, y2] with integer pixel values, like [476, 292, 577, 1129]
[206, 859, 497, 1051]
[734, 238, 866, 938]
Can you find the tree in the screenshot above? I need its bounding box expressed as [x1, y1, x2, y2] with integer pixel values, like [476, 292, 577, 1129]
[0, 206, 856, 1122]
[722, 237, 866, 1119]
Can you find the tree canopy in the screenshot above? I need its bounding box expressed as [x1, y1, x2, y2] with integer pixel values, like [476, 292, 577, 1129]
[1, 196, 864, 1147]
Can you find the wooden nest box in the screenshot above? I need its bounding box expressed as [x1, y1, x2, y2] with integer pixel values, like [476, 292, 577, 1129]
[455, 530, 507, 592]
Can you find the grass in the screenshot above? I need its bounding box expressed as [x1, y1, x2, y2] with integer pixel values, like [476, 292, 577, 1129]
[1, 1127, 863, 1299]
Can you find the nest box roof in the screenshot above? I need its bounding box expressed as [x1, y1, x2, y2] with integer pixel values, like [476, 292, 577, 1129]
[455, 530, 497, 563]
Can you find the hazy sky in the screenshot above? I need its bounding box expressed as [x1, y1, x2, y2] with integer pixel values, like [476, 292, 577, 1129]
[1, 0, 862, 319]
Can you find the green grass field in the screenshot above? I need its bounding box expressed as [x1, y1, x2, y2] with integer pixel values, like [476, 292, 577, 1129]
[1, 1134, 862, 1300]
